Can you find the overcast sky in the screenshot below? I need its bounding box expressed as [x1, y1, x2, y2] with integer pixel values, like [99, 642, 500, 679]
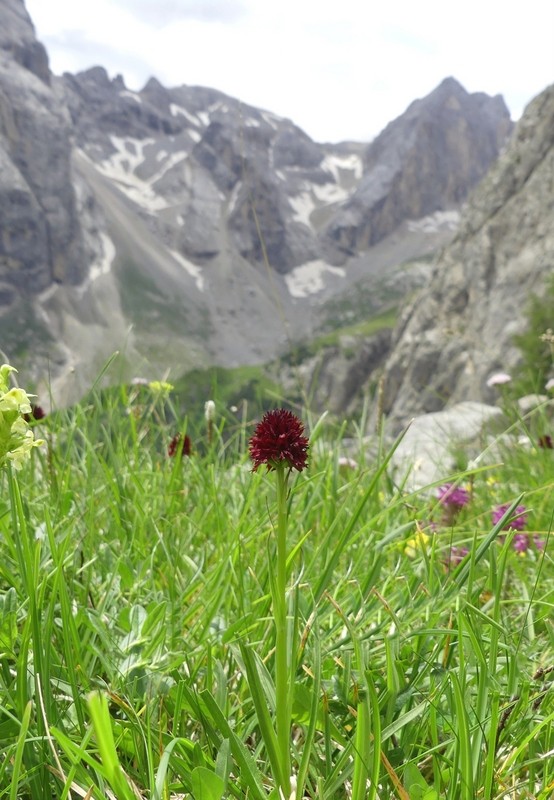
[25, 0, 554, 143]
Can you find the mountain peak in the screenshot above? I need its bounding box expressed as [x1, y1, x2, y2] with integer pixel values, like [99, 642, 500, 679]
[73, 66, 114, 88]
[142, 76, 166, 94]
[382, 82, 554, 424]
[322, 79, 513, 257]
[435, 76, 466, 94]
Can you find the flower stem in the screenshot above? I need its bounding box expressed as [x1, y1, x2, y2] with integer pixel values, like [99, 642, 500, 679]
[275, 464, 291, 795]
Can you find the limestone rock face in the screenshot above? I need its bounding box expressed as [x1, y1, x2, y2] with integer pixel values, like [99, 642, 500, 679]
[282, 329, 392, 416]
[60, 66, 358, 272]
[323, 78, 512, 259]
[0, 0, 49, 84]
[390, 401, 508, 491]
[58, 67, 513, 279]
[0, 0, 86, 302]
[383, 84, 554, 426]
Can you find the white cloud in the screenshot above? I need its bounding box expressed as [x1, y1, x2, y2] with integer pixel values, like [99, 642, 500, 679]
[25, 0, 554, 142]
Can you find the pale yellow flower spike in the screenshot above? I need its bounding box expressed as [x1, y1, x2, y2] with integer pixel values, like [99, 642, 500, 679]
[0, 364, 44, 470]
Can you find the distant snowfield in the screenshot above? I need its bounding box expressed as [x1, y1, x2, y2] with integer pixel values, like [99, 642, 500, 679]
[288, 154, 362, 228]
[148, 150, 188, 184]
[407, 210, 460, 233]
[71, 232, 116, 299]
[261, 111, 282, 129]
[169, 248, 205, 292]
[321, 153, 363, 182]
[289, 191, 317, 227]
[313, 183, 349, 203]
[90, 233, 116, 281]
[289, 180, 350, 227]
[90, 137, 190, 214]
[169, 104, 201, 127]
[285, 260, 346, 298]
[118, 90, 141, 104]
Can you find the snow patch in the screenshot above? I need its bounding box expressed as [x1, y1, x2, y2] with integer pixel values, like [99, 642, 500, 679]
[289, 179, 348, 227]
[90, 233, 116, 281]
[245, 117, 261, 127]
[73, 232, 116, 298]
[227, 181, 242, 215]
[107, 136, 154, 173]
[188, 129, 201, 143]
[169, 104, 200, 126]
[289, 192, 317, 227]
[197, 110, 210, 126]
[148, 151, 188, 185]
[321, 153, 363, 182]
[91, 137, 188, 212]
[285, 260, 346, 298]
[169, 249, 205, 292]
[407, 210, 460, 234]
[261, 111, 282, 129]
[119, 90, 142, 104]
[313, 183, 349, 204]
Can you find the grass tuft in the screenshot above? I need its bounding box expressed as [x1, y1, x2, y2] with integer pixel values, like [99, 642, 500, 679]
[1, 375, 553, 798]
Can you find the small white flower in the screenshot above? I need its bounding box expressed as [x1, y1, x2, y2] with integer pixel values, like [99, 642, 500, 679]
[486, 372, 512, 387]
[204, 400, 216, 422]
[337, 456, 357, 469]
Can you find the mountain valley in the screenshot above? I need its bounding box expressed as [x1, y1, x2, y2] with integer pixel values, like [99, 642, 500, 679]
[4, 0, 547, 422]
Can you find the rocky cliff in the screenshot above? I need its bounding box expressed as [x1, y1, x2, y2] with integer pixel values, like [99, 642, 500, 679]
[0, 0, 87, 302]
[322, 77, 512, 260]
[0, 0, 515, 404]
[383, 83, 554, 426]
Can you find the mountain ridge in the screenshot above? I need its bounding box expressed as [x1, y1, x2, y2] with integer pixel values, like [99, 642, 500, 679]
[0, 0, 513, 407]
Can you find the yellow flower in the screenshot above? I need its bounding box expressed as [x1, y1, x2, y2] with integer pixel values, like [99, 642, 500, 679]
[0, 364, 43, 469]
[148, 380, 174, 395]
[404, 529, 430, 558]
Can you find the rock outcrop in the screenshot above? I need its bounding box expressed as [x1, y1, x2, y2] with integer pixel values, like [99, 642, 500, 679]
[1, 0, 49, 84]
[281, 328, 393, 416]
[383, 84, 554, 427]
[0, 0, 87, 305]
[389, 401, 509, 491]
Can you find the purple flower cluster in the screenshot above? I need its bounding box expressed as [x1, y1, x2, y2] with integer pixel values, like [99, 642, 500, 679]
[437, 483, 470, 509]
[492, 503, 528, 531]
[491, 504, 546, 552]
[435, 487, 546, 563]
[509, 533, 547, 554]
[445, 545, 469, 568]
[512, 534, 529, 553]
